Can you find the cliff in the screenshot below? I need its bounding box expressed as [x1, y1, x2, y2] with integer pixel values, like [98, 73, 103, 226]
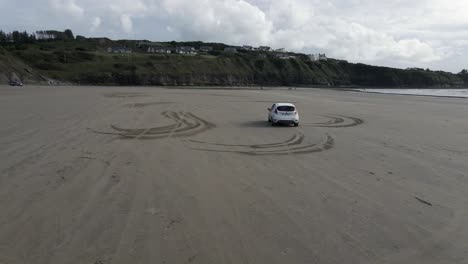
[0, 38, 465, 87]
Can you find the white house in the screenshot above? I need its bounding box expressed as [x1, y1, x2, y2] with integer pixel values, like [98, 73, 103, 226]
[258, 46, 271, 51]
[148, 47, 172, 54]
[176, 46, 197, 55]
[199, 46, 213, 52]
[275, 53, 296, 60]
[308, 53, 327, 61]
[319, 54, 327, 60]
[107, 47, 132, 53]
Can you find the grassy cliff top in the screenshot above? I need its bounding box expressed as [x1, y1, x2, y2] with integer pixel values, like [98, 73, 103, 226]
[1, 38, 466, 87]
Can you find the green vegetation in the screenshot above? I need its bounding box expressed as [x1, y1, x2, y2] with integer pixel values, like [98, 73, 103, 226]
[458, 69, 468, 85]
[0, 30, 466, 87]
[0, 45, 43, 84]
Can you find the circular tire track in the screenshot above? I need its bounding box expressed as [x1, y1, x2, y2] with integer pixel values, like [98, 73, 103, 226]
[188, 132, 334, 156]
[124, 102, 175, 108]
[103, 92, 148, 98]
[303, 115, 364, 128]
[89, 111, 215, 140]
[189, 131, 304, 149]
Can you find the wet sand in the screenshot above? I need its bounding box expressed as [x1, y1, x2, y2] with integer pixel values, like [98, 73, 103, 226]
[1, 85, 467, 264]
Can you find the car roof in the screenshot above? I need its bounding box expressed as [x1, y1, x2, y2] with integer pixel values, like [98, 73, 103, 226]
[274, 103, 296, 107]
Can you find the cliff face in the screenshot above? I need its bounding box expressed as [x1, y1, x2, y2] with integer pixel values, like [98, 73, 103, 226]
[0, 46, 44, 84]
[1, 40, 466, 87]
[58, 56, 466, 87]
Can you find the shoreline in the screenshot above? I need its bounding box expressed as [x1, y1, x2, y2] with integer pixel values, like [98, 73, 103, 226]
[351, 88, 468, 99]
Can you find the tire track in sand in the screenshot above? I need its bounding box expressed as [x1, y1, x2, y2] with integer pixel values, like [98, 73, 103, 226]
[124, 102, 175, 108]
[188, 131, 334, 156]
[303, 115, 364, 128]
[88, 111, 215, 140]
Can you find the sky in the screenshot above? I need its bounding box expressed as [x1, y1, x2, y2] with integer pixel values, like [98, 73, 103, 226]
[0, 0, 467, 72]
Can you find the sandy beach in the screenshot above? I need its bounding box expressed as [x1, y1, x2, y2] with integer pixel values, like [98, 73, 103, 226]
[1, 85, 467, 264]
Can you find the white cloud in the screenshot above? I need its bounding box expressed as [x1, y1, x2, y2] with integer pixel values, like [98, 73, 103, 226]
[156, 0, 272, 45]
[317, 21, 443, 63]
[268, 0, 315, 29]
[90, 17, 101, 32]
[48, 0, 84, 18]
[119, 14, 132, 33]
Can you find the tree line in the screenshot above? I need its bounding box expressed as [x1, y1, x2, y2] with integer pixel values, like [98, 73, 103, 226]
[0, 29, 74, 43]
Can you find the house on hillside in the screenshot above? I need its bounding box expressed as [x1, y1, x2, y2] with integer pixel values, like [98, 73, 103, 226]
[137, 41, 166, 47]
[137, 41, 164, 48]
[107, 47, 132, 53]
[176, 46, 197, 55]
[258, 46, 271, 51]
[242, 45, 253, 51]
[148, 47, 173, 54]
[199, 46, 213, 52]
[224, 47, 238, 53]
[275, 48, 285, 53]
[308, 53, 327, 61]
[275, 53, 296, 60]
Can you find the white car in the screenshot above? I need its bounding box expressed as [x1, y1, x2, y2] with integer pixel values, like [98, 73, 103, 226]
[268, 103, 299, 126]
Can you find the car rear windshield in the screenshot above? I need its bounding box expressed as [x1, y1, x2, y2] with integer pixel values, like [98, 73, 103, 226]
[276, 106, 295, 112]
